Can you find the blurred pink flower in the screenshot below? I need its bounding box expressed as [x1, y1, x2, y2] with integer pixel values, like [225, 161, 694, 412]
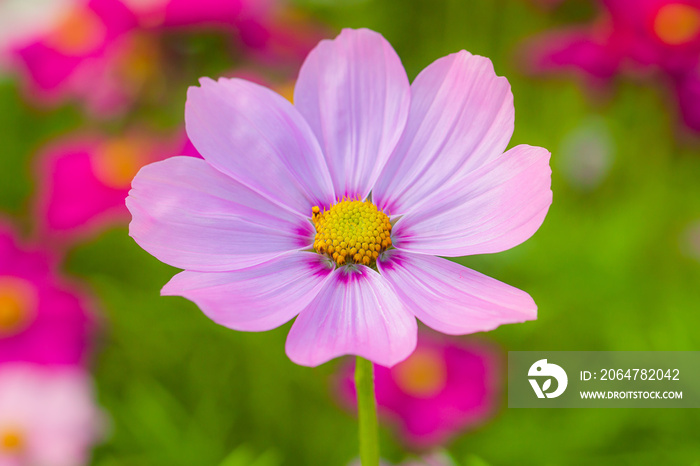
[521, 0, 700, 131]
[128, 0, 327, 71]
[339, 335, 499, 449]
[127, 28, 552, 367]
[132, 0, 275, 42]
[1, 0, 314, 115]
[0, 364, 104, 466]
[34, 131, 199, 241]
[246, 7, 331, 69]
[0, 222, 93, 365]
[0, 0, 81, 56]
[5, 0, 141, 114]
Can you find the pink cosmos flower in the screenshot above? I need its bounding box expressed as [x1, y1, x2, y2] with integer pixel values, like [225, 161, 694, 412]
[339, 335, 499, 448]
[34, 131, 199, 241]
[0, 221, 93, 366]
[521, 0, 700, 131]
[127, 28, 552, 367]
[0, 364, 104, 466]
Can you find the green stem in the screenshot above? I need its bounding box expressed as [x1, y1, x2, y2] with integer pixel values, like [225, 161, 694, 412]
[355, 356, 380, 466]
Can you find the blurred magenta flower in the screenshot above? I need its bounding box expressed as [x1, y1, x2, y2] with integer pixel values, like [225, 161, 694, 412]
[0, 222, 93, 365]
[34, 131, 199, 240]
[126, 0, 273, 28]
[125, 0, 327, 72]
[127, 28, 552, 367]
[521, 0, 700, 131]
[0, 364, 104, 466]
[2, 0, 141, 115]
[0, 0, 310, 115]
[339, 335, 499, 448]
[130, 0, 281, 48]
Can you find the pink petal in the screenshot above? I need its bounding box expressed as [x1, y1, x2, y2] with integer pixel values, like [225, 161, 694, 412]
[373, 51, 513, 216]
[185, 77, 335, 216]
[293, 28, 410, 199]
[378, 250, 537, 334]
[392, 144, 552, 256]
[127, 156, 313, 272]
[285, 265, 417, 367]
[161, 252, 334, 331]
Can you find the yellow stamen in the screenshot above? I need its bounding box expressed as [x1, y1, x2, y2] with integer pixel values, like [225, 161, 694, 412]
[654, 4, 700, 45]
[0, 277, 37, 338]
[0, 428, 24, 453]
[92, 137, 151, 189]
[393, 348, 448, 398]
[311, 198, 392, 267]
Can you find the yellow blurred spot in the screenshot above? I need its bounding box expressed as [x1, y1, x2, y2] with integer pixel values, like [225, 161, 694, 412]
[46, 7, 106, 55]
[0, 428, 24, 453]
[311, 198, 392, 267]
[393, 348, 448, 398]
[116, 33, 161, 92]
[0, 277, 36, 338]
[92, 137, 151, 189]
[274, 81, 296, 104]
[654, 4, 700, 45]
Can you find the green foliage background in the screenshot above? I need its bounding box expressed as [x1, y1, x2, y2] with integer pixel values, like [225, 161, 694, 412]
[2, 0, 700, 464]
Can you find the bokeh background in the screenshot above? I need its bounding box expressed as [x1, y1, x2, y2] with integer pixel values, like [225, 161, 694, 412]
[1, 0, 700, 465]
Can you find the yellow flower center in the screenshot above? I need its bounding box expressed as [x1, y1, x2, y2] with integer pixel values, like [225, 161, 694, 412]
[92, 137, 151, 189]
[393, 348, 448, 398]
[0, 428, 24, 453]
[46, 7, 106, 55]
[311, 198, 392, 267]
[654, 4, 700, 45]
[0, 277, 37, 338]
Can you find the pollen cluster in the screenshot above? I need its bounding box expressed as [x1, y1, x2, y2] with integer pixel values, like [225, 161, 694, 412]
[311, 198, 392, 267]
